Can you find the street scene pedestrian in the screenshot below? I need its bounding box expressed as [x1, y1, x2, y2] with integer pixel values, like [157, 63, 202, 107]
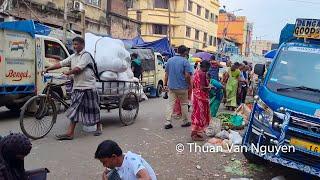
[223, 62, 241, 111]
[0, 133, 32, 180]
[44, 37, 102, 140]
[0, 0, 319, 179]
[163, 45, 192, 129]
[191, 60, 211, 141]
[131, 53, 143, 81]
[95, 140, 157, 180]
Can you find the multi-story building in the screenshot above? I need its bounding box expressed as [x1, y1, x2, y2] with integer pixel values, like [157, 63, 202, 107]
[128, 0, 220, 53]
[251, 40, 277, 56]
[0, 0, 140, 39]
[217, 11, 253, 56]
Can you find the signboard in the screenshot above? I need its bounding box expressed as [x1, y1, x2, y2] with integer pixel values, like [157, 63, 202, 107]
[4, 59, 34, 85]
[294, 19, 320, 39]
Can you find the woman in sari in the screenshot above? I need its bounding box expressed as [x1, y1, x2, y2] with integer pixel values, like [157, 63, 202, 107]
[223, 62, 241, 111]
[209, 79, 224, 117]
[191, 61, 211, 141]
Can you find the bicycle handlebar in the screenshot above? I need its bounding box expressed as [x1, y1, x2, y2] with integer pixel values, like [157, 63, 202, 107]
[43, 73, 70, 80]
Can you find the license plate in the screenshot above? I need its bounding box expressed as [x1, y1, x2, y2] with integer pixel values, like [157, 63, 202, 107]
[290, 138, 320, 153]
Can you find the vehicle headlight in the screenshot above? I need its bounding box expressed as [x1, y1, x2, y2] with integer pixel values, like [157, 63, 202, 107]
[254, 98, 274, 126]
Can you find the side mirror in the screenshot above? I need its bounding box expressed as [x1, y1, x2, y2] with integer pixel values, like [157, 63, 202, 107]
[254, 64, 265, 77]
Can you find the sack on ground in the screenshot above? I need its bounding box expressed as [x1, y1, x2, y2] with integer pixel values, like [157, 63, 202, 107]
[206, 118, 221, 137]
[228, 130, 242, 145]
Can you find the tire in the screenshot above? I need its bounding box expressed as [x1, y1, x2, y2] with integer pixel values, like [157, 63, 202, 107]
[243, 150, 267, 165]
[5, 102, 25, 112]
[156, 83, 163, 97]
[242, 135, 267, 165]
[20, 95, 57, 140]
[119, 92, 139, 126]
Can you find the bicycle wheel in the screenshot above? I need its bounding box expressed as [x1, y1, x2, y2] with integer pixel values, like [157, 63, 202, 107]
[119, 92, 139, 126]
[20, 95, 57, 140]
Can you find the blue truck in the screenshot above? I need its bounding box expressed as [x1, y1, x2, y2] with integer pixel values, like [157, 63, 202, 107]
[242, 18, 320, 177]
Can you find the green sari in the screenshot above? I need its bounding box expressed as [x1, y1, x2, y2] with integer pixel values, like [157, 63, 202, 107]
[209, 79, 224, 117]
[226, 68, 240, 108]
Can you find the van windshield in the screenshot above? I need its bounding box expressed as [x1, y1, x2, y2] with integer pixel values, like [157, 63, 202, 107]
[267, 45, 320, 102]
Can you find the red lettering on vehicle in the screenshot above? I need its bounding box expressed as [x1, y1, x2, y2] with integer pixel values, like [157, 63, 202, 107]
[5, 69, 31, 81]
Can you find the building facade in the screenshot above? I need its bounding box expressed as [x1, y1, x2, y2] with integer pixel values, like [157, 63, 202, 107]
[128, 0, 220, 53]
[251, 40, 276, 56]
[0, 0, 139, 39]
[217, 11, 253, 56]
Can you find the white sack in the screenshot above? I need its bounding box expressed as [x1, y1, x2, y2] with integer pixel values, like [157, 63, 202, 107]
[117, 67, 134, 81]
[100, 71, 118, 81]
[85, 33, 130, 73]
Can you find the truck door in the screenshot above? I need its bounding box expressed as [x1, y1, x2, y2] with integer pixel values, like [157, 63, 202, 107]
[155, 54, 165, 84]
[3, 30, 35, 90]
[36, 38, 70, 95]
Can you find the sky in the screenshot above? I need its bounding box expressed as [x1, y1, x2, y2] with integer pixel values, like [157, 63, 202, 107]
[220, 0, 319, 42]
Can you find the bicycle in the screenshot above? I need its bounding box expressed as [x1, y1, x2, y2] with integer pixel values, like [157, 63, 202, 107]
[19, 74, 71, 140]
[20, 73, 141, 140]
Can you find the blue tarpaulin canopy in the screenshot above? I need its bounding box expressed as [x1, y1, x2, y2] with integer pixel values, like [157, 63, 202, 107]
[0, 20, 51, 38]
[123, 36, 175, 57]
[122, 36, 145, 47]
[264, 49, 277, 59]
[279, 24, 295, 47]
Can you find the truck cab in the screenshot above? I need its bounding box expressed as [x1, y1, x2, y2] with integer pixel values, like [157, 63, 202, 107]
[242, 19, 320, 177]
[129, 48, 165, 97]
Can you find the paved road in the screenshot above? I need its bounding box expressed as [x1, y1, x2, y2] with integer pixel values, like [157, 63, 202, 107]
[0, 98, 317, 180]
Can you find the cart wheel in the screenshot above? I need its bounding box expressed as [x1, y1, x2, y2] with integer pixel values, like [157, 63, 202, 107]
[119, 92, 139, 126]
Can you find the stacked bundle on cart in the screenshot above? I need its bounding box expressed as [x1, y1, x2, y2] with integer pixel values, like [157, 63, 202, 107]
[85, 33, 146, 99]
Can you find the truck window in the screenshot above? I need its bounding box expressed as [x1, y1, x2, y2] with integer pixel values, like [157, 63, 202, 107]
[44, 40, 68, 61]
[157, 55, 164, 65]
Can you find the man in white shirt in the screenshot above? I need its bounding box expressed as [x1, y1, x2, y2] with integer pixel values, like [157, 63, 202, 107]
[44, 37, 102, 140]
[95, 140, 157, 180]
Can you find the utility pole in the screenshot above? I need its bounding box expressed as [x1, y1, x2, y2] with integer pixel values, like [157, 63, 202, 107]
[168, 1, 172, 45]
[63, 0, 68, 44]
[81, 10, 85, 38]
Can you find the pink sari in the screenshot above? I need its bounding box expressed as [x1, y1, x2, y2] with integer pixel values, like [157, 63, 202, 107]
[191, 70, 210, 134]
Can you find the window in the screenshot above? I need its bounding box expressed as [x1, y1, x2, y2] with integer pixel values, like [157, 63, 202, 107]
[209, 36, 213, 46]
[153, 24, 168, 35]
[44, 41, 68, 61]
[186, 26, 191, 37]
[210, 13, 215, 22]
[154, 0, 169, 9]
[195, 30, 200, 40]
[197, 5, 201, 16]
[203, 32, 207, 43]
[215, 15, 219, 23]
[86, 0, 100, 7]
[213, 37, 217, 46]
[157, 55, 164, 65]
[205, 9, 209, 19]
[188, 0, 193, 11]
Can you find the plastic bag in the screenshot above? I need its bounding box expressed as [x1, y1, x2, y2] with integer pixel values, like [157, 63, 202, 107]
[235, 104, 251, 123]
[230, 115, 244, 127]
[206, 118, 222, 137]
[215, 130, 229, 139]
[229, 130, 242, 145]
[208, 137, 223, 145]
[82, 125, 97, 132]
